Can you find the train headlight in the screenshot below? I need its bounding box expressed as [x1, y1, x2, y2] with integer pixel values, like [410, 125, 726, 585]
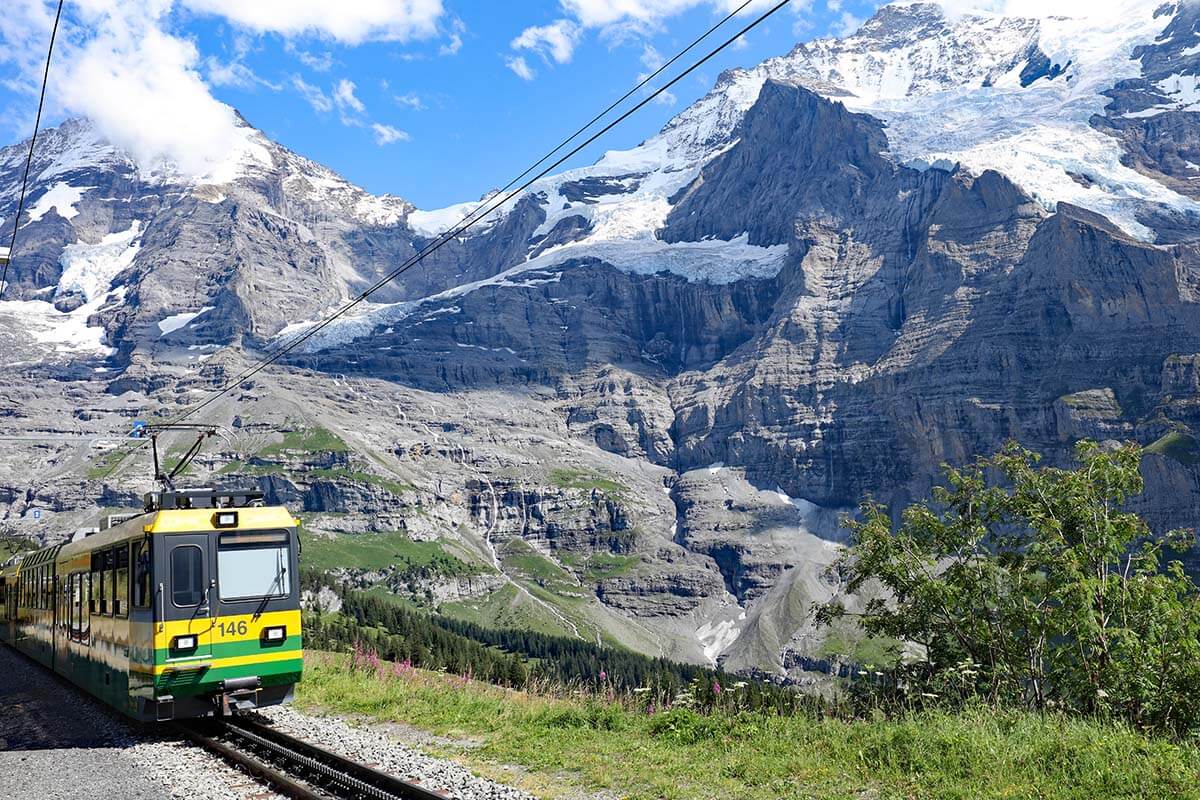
[213, 512, 239, 529]
[172, 635, 198, 652]
[262, 625, 286, 643]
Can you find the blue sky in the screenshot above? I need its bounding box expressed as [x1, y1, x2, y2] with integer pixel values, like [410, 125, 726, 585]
[1, 0, 883, 209]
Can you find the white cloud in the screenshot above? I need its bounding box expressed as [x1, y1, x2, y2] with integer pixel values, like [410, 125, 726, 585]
[504, 0, 801, 77]
[0, 1, 57, 107]
[834, 10, 862, 36]
[638, 45, 676, 105]
[371, 122, 410, 144]
[559, 0, 780, 30]
[333, 78, 366, 115]
[52, 2, 246, 179]
[292, 75, 333, 112]
[285, 42, 334, 72]
[439, 16, 466, 56]
[179, 0, 446, 45]
[506, 55, 536, 81]
[0, 0, 447, 179]
[206, 57, 280, 91]
[511, 20, 582, 64]
[394, 92, 425, 111]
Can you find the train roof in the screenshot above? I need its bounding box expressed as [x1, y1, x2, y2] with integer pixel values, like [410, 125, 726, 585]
[10, 504, 299, 568]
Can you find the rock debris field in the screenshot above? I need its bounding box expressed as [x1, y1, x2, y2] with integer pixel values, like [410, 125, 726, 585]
[0, 644, 533, 800]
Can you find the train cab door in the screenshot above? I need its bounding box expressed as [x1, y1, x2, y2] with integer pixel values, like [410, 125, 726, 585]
[162, 534, 214, 661]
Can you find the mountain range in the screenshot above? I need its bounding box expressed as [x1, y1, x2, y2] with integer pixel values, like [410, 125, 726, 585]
[2, 0, 1199, 677]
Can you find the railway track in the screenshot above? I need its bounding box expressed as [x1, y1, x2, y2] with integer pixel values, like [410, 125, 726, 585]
[175, 715, 454, 800]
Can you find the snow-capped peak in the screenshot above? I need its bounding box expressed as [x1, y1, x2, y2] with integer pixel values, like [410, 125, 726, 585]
[653, 0, 1200, 241]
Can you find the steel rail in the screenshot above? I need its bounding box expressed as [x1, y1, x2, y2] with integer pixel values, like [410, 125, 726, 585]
[173, 720, 322, 799]
[176, 716, 452, 800]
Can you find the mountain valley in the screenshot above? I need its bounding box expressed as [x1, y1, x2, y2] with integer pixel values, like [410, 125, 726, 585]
[2, 0, 1200, 679]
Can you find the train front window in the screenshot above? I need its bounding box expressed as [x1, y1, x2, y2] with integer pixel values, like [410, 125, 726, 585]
[171, 545, 205, 607]
[217, 531, 291, 601]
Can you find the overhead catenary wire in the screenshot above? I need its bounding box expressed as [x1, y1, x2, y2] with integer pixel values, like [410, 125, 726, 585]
[172, 0, 793, 424]
[105, 0, 791, 466]
[253, 0, 766, 373]
[408, 0, 760, 248]
[0, 0, 66, 301]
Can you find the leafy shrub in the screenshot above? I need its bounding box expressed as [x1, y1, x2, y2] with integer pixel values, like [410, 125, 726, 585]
[821, 441, 1200, 739]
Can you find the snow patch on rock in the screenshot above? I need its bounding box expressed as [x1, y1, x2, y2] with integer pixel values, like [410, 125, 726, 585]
[57, 222, 142, 302]
[407, 201, 488, 238]
[0, 291, 122, 357]
[157, 306, 214, 337]
[26, 182, 92, 223]
[697, 617, 742, 664]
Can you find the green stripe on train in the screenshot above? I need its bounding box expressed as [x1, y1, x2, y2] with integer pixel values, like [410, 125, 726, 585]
[154, 634, 302, 661]
[155, 660, 303, 696]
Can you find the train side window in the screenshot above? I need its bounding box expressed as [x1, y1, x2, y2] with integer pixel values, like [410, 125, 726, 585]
[132, 541, 151, 609]
[66, 574, 75, 637]
[171, 546, 204, 607]
[90, 553, 102, 614]
[104, 549, 114, 615]
[114, 545, 129, 618]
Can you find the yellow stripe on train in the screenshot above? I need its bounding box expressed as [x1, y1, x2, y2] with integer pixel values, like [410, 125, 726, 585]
[141, 506, 299, 534]
[132, 648, 305, 676]
[152, 610, 302, 648]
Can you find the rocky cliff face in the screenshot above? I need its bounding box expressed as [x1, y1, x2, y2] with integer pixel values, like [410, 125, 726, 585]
[2, 1, 1200, 677]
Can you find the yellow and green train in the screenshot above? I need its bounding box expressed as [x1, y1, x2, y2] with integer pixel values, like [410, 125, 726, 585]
[0, 488, 303, 721]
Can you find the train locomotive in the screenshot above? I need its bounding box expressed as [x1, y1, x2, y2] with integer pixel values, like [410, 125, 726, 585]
[0, 487, 303, 721]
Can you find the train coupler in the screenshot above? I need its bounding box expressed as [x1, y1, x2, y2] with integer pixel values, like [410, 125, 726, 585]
[217, 676, 263, 716]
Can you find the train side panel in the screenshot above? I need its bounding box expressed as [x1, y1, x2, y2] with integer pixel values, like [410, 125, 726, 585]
[0, 503, 303, 722]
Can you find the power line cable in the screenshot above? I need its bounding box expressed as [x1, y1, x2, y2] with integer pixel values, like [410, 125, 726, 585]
[119, 1, 787, 455]
[415, 0, 758, 245]
[254, 0, 763, 372]
[175, 0, 791, 425]
[0, 0, 66, 301]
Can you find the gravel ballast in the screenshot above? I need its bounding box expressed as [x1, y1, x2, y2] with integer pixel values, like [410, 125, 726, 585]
[259, 705, 536, 800]
[0, 644, 533, 800]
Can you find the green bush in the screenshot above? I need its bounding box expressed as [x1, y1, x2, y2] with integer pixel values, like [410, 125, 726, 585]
[821, 441, 1200, 739]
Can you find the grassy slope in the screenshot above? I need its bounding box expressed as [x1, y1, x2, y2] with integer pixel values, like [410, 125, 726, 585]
[297, 653, 1200, 800]
[1146, 431, 1200, 466]
[300, 531, 477, 576]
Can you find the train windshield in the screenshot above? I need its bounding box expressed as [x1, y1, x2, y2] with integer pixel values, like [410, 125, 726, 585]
[217, 531, 291, 601]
